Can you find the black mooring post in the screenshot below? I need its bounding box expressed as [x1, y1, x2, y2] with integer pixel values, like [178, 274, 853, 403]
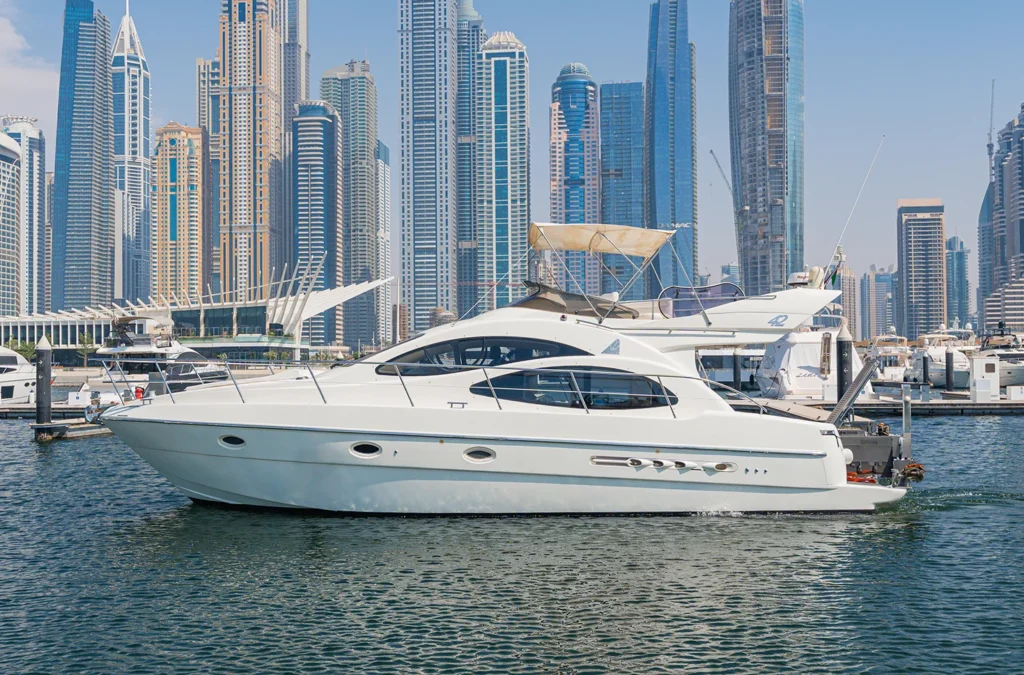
[836, 323, 853, 402]
[922, 352, 930, 386]
[35, 336, 52, 433]
[732, 348, 742, 392]
[945, 345, 955, 391]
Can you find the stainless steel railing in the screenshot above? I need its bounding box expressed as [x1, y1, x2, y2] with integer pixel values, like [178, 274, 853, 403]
[95, 357, 769, 416]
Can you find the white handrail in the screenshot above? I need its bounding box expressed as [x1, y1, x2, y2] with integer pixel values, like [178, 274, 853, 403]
[92, 357, 768, 414]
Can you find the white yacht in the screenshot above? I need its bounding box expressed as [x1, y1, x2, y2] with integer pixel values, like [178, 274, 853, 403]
[755, 329, 874, 402]
[96, 318, 229, 397]
[977, 329, 1024, 387]
[0, 346, 36, 405]
[698, 347, 764, 393]
[864, 330, 911, 384]
[904, 325, 976, 388]
[101, 224, 905, 514]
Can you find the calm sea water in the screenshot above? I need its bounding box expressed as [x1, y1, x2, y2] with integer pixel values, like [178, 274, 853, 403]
[1, 416, 1022, 674]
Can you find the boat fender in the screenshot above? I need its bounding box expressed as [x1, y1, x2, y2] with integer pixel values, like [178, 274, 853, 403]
[627, 458, 654, 468]
[842, 448, 854, 465]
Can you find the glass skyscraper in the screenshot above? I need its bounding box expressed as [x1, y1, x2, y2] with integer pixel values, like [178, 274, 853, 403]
[600, 82, 645, 300]
[399, 0, 458, 332]
[456, 0, 486, 317]
[728, 0, 804, 295]
[321, 60, 381, 350]
[946, 236, 970, 326]
[292, 102, 343, 347]
[474, 32, 530, 311]
[282, 0, 310, 271]
[53, 0, 113, 310]
[645, 0, 698, 295]
[111, 2, 151, 303]
[977, 183, 993, 327]
[1, 117, 47, 316]
[550, 63, 600, 296]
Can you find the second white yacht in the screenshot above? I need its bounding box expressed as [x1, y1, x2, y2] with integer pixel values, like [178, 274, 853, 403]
[0, 346, 36, 405]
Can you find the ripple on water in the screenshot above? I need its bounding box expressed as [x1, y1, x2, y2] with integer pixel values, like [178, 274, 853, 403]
[0, 417, 1022, 673]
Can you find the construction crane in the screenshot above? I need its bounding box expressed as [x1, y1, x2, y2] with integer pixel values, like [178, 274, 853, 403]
[709, 149, 734, 202]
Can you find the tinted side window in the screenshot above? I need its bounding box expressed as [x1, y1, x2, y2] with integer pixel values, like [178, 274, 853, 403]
[470, 371, 577, 407]
[575, 370, 677, 409]
[471, 367, 677, 409]
[459, 338, 585, 368]
[378, 338, 587, 376]
[377, 341, 458, 376]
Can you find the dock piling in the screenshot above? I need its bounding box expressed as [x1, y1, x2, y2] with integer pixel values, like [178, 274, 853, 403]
[732, 348, 742, 392]
[902, 383, 912, 457]
[945, 345, 955, 391]
[34, 336, 52, 441]
[836, 322, 853, 401]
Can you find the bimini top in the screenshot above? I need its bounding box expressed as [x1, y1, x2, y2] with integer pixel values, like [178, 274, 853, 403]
[528, 222, 675, 260]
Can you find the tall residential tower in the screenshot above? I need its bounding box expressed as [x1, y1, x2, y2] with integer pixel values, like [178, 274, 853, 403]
[946, 236, 970, 326]
[645, 0, 698, 294]
[1, 118, 47, 315]
[111, 1, 151, 302]
[151, 123, 212, 300]
[0, 134, 19, 316]
[400, 0, 458, 331]
[550, 63, 600, 296]
[896, 199, 946, 340]
[217, 0, 284, 300]
[456, 0, 486, 316]
[53, 0, 113, 310]
[600, 82, 646, 299]
[292, 102, 343, 346]
[474, 32, 530, 311]
[376, 141, 393, 345]
[321, 60, 381, 349]
[728, 0, 805, 295]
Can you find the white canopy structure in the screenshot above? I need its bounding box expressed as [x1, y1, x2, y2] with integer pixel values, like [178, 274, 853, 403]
[528, 222, 675, 259]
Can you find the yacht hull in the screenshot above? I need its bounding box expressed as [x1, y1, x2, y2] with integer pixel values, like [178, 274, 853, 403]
[104, 415, 905, 514]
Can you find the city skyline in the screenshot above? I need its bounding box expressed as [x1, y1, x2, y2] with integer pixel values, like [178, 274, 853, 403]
[5, 0, 1024, 317]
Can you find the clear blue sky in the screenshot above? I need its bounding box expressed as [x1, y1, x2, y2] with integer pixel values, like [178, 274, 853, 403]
[4, 0, 1020, 305]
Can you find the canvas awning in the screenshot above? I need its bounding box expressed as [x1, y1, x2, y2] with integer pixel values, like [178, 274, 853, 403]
[528, 222, 675, 259]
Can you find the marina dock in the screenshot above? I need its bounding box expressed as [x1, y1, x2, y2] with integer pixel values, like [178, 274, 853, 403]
[730, 397, 1024, 417]
[0, 403, 87, 419]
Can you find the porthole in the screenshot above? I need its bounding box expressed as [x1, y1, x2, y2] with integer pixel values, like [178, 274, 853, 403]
[351, 442, 382, 458]
[464, 447, 496, 463]
[219, 435, 246, 448]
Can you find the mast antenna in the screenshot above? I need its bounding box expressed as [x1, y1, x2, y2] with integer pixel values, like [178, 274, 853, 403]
[823, 135, 886, 280]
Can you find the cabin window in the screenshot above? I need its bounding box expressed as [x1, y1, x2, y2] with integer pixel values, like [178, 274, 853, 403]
[377, 338, 587, 377]
[471, 367, 677, 409]
[0, 356, 18, 366]
[1, 386, 13, 400]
